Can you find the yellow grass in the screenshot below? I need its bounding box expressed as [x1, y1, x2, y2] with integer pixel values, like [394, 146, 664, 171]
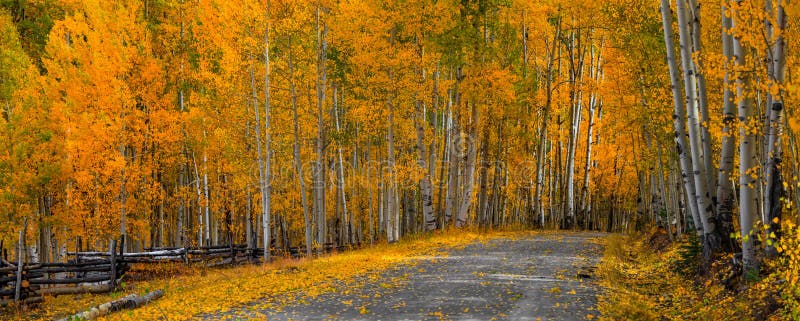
[595, 231, 793, 321]
[6, 228, 534, 321]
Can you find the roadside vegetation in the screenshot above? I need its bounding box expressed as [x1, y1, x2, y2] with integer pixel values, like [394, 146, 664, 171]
[598, 225, 800, 320]
[4, 228, 527, 321]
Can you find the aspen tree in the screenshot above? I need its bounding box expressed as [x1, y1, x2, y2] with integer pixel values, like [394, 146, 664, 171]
[414, 38, 437, 232]
[659, 0, 704, 236]
[314, 6, 328, 250]
[675, 0, 715, 249]
[288, 36, 312, 256]
[262, 0, 272, 260]
[731, 3, 759, 274]
[535, 16, 561, 227]
[716, 1, 738, 253]
[764, 0, 786, 256]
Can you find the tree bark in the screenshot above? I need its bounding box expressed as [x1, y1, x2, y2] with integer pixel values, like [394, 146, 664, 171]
[764, 1, 786, 257]
[581, 44, 601, 228]
[414, 44, 436, 232]
[716, 2, 737, 253]
[732, 6, 759, 274]
[659, 0, 703, 236]
[249, 62, 267, 253]
[288, 36, 312, 257]
[445, 81, 460, 227]
[566, 30, 585, 229]
[202, 149, 211, 247]
[366, 142, 375, 244]
[688, 0, 717, 197]
[535, 18, 561, 227]
[387, 91, 397, 241]
[262, 2, 273, 261]
[477, 128, 490, 227]
[192, 153, 204, 246]
[56, 290, 164, 321]
[456, 101, 478, 227]
[676, 0, 715, 251]
[435, 68, 448, 228]
[315, 7, 328, 251]
[332, 86, 350, 244]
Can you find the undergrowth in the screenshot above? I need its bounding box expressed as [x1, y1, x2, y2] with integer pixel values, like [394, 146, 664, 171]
[597, 226, 800, 320]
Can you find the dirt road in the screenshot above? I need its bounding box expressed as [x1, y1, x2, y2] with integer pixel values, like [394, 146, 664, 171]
[205, 232, 604, 321]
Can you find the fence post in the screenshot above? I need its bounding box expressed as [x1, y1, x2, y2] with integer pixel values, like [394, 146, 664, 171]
[75, 237, 81, 264]
[14, 230, 23, 302]
[230, 243, 235, 265]
[109, 239, 117, 289]
[119, 234, 125, 256]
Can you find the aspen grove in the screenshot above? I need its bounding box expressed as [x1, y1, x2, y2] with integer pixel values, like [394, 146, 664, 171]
[1, 0, 800, 313]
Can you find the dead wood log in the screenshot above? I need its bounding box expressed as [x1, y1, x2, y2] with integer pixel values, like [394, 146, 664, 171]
[55, 289, 164, 321]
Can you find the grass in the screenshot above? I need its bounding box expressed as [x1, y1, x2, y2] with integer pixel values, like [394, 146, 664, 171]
[4, 227, 535, 321]
[595, 229, 790, 321]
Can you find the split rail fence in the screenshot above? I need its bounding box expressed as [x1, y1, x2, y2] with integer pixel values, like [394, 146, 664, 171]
[1, 238, 357, 306]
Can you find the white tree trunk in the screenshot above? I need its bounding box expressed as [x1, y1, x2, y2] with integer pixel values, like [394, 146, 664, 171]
[764, 1, 786, 256]
[456, 102, 478, 227]
[366, 142, 375, 244]
[249, 64, 266, 254]
[177, 170, 184, 247]
[414, 53, 436, 231]
[246, 191, 253, 250]
[444, 89, 459, 226]
[732, 8, 758, 273]
[566, 31, 585, 227]
[716, 2, 737, 252]
[176, 8, 187, 248]
[676, 0, 715, 245]
[688, 0, 717, 196]
[262, 3, 272, 260]
[387, 93, 397, 242]
[192, 153, 204, 246]
[203, 150, 211, 246]
[333, 86, 350, 244]
[416, 106, 436, 231]
[394, 189, 401, 241]
[378, 169, 385, 236]
[581, 48, 601, 224]
[288, 36, 312, 256]
[119, 148, 126, 245]
[315, 7, 328, 250]
[659, 0, 703, 236]
[763, 0, 775, 174]
[535, 19, 560, 227]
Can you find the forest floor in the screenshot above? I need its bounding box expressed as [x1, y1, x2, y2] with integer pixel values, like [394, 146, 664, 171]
[596, 230, 795, 320]
[205, 232, 604, 321]
[4, 229, 605, 321]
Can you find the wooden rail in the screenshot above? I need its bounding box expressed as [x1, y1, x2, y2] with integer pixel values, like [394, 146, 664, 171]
[1, 239, 126, 307]
[2, 239, 363, 306]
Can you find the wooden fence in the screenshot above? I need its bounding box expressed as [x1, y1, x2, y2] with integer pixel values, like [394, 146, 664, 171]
[1, 239, 126, 307]
[1, 240, 359, 306]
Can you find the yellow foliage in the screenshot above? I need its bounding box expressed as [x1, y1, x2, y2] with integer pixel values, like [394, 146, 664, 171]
[598, 228, 800, 321]
[6, 228, 525, 320]
[771, 224, 800, 318]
